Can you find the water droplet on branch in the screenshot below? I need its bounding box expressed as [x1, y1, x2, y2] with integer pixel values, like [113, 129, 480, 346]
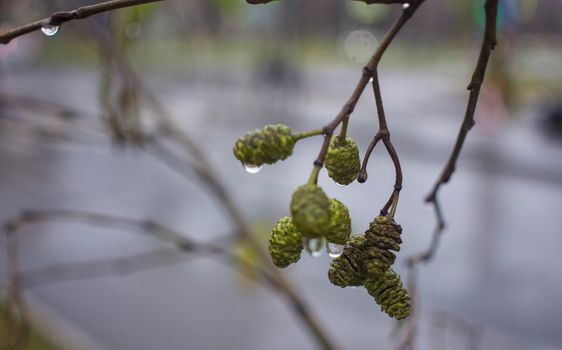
[243, 163, 262, 174]
[327, 242, 344, 258]
[41, 24, 59, 37]
[402, 3, 411, 10]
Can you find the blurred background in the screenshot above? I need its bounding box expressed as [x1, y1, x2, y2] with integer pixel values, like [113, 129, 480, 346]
[1, 0, 561, 349]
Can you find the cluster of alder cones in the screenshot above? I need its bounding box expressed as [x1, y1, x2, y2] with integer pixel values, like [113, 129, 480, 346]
[234, 124, 411, 320]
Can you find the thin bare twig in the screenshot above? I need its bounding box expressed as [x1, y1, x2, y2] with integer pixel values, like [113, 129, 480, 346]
[396, 1, 499, 349]
[0, 210, 273, 288]
[0, 0, 405, 43]
[426, 0, 498, 207]
[309, 0, 425, 184]
[5, 249, 187, 289]
[357, 70, 403, 217]
[0, 0, 164, 45]
[0, 210, 274, 290]
[247, 0, 409, 4]
[419, 0, 499, 264]
[352, 0, 410, 3]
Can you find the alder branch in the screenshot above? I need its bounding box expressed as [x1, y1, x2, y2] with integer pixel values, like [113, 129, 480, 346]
[0, 0, 412, 44]
[246, 0, 409, 4]
[426, 0, 499, 201]
[396, 1, 500, 349]
[1, 209, 335, 348]
[357, 70, 403, 217]
[352, 0, 410, 3]
[309, 0, 425, 182]
[421, 0, 499, 263]
[0, 0, 164, 45]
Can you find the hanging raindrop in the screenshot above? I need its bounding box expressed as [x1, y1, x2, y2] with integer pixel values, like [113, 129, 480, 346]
[41, 23, 59, 37]
[326, 242, 344, 258]
[306, 238, 324, 258]
[402, 3, 411, 10]
[242, 163, 263, 174]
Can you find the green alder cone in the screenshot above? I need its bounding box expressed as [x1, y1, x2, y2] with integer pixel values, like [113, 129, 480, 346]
[233, 124, 295, 167]
[324, 136, 361, 185]
[268, 217, 303, 268]
[328, 235, 367, 288]
[364, 268, 411, 320]
[325, 198, 352, 244]
[363, 215, 403, 279]
[290, 184, 331, 238]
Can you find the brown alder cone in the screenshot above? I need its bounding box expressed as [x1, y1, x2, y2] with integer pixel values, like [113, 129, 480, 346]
[364, 268, 411, 320]
[328, 235, 367, 288]
[363, 215, 403, 279]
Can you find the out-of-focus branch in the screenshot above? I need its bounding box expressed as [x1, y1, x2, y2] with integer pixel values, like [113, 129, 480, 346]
[0, 94, 77, 120]
[1, 210, 272, 288]
[0, 209, 284, 288]
[0, 209, 335, 348]
[431, 311, 482, 350]
[394, 266, 418, 350]
[3, 220, 31, 350]
[396, 1, 499, 349]
[2, 210, 225, 255]
[88, 32, 337, 349]
[0, 0, 164, 45]
[7, 249, 187, 289]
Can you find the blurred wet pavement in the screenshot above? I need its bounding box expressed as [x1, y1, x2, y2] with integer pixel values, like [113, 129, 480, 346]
[1, 65, 562, 350]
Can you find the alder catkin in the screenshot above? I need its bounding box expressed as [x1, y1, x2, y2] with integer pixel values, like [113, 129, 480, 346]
[324, 136, 361, 185]
[233, 124, 295, 166]
[363, 215, 403, 279]
[290, 184, 331, 238]
[268, 217, 303, 268]
[364, 268, 411, 320]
